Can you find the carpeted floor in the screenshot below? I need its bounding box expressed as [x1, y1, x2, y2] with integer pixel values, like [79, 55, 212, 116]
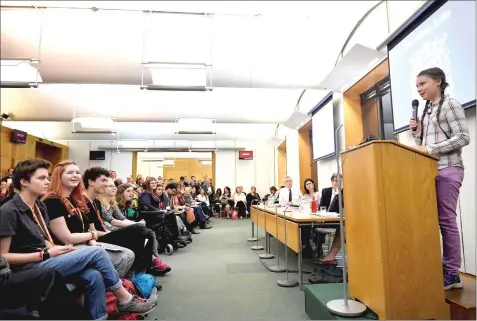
[148, 218, 309, 320]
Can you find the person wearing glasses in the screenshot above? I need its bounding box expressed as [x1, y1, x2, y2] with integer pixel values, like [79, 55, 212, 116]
[278, 176, 302, 206]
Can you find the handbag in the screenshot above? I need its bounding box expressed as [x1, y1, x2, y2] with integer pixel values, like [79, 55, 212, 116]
[232, 209, 239, 220]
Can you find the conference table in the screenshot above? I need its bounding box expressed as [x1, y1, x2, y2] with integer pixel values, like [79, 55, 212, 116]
[250, 204, 342, 289]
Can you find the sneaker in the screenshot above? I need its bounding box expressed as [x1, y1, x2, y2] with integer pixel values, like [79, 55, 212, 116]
[152, 257, 171, 273]
[116, 295, 156, 316]
[444, 273, 463, 290]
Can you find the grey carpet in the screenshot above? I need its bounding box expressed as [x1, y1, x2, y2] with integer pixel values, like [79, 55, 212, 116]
[147, 218, 309, 320]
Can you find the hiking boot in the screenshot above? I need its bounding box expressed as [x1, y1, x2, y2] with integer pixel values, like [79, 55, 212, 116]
[116, 295, 156, 316]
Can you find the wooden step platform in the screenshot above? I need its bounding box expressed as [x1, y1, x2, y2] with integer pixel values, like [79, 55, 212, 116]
[305, 274, 476, 320]
[304, 283, 376, 320]
[445, 273, 476, 320]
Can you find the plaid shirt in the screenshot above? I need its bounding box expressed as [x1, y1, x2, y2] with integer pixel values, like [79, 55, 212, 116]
[412, 95, 470, 169]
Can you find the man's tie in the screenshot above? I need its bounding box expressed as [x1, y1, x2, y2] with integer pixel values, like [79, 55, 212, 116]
[288, 189, 292, 202]
[329, 193, 338, 212]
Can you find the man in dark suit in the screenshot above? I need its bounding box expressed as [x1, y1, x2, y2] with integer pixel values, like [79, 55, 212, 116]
[316, 173, 343, 265]
[1, 168, 13, 184]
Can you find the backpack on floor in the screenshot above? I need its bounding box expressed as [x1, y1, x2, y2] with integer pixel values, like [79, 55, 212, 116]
[308, 265, 345, 284]
[132, 272, 156, 299]
[232, 209, 239, 220]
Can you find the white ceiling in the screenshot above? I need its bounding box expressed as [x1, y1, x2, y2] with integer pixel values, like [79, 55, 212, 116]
[0, 1, 379, 142]
[0, 2, 379, 88]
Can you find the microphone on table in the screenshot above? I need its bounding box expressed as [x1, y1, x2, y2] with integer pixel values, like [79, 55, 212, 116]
[411, 99, 419, 131]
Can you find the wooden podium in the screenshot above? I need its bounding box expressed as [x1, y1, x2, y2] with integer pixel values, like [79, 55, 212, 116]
[341, 141, 449, 320]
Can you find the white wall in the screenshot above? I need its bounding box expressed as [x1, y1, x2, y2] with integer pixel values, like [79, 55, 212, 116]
[136, 160, 164, 179]
[56, 140, 133, 180]
[317, 93, 346, 191]
[398, 108, 476, 275]
[215, 141, 275, 198]
[285, 128, 300, 184]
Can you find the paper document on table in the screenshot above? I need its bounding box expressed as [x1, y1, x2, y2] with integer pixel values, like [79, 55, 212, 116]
[323, 212, 340, 217]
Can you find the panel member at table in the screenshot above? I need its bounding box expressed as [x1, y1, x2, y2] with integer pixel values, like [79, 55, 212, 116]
[278, 176, 302, 206]
[316, 173, 344, 265]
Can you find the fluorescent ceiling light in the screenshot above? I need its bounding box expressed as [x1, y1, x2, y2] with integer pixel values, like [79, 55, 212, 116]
[142, 62, 208, 70]
[177, 118, 215, 133]
[0, 82, 39, 89]
[72, 130, 116, 134]
[163, 159, 175, 166]
[0, 59, 42, 83]
[140, 85, 209, 91]
[71, 117, 115, 129]
[149, 68, 207, 88]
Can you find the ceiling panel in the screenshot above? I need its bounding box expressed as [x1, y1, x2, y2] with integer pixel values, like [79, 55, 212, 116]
[0, 85, 306, 122]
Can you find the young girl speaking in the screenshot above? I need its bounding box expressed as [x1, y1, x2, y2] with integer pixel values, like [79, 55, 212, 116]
[410, 67, 470, 290]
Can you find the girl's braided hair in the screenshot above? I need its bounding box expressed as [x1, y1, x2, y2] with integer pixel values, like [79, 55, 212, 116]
[417, 67, 450, 141]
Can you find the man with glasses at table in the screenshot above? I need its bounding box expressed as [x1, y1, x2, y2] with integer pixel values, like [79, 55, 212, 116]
[278, 176, 302, 206]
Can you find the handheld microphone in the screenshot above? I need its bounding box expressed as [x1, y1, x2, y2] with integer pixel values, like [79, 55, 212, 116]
[411, 99, 419, 130]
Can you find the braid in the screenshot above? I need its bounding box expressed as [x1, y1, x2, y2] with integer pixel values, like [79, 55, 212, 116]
[420, 101, 430, 142]
[436, 85, 450, 139]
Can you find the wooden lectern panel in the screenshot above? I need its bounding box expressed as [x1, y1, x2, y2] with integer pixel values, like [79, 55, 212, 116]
[343, 143, 391, 318]
[343, 141, 449, 320]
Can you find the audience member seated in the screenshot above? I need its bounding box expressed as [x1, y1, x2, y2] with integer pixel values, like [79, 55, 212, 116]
[179, 185, 211, 230]
[279, 177, 302, 206]
[211, 188, 222, 217]
[82, 167, 169, 275]
[99, 178, 172, 273]
[219, 186, 234, 218]
[163, 184, 199, 234]
[233, 186, 247, 219]
[0, 257, 89, 320]
[302, 178, 321, 204]
[0, 183, 15, 206]
[246, 186, 260, 214]
[315, 173, 344, 265]
[1, 168, 13, 183]
[0, 181, 8, 202]
[196, 187, 212, 217]
[263, 186, 279, 204]
[135, 174, 144, 186]
[0, 159, 157, 319]
[42, 161, 135, 278]
[139, 179, 160, 211]
[190, 186, 197, 198]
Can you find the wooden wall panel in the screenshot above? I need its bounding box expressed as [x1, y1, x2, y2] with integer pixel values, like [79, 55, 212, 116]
[132, 152, 138, 178]
[362, 96, 381, 138]
[277, 141, 287, 187]
[0, 125, 68, 177]
[163, 158, 213, 181]
[344, 59, 389, 148]
[298, 120, 313, 193]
